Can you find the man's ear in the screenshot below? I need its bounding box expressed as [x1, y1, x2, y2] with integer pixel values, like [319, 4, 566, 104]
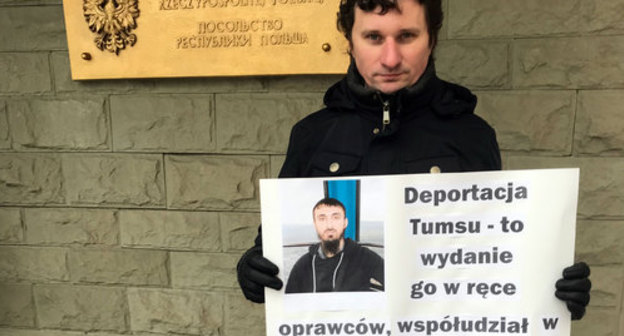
[344, 217, 349, 229]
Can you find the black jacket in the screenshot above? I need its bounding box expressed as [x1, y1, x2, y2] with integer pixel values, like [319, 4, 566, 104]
[243, 59, 501, 269]
[285, 238, 384, 293]
[279, 60, 501, 178]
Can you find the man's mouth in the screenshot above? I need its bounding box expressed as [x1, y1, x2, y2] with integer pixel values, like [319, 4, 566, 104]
[378, 73, 402, 81]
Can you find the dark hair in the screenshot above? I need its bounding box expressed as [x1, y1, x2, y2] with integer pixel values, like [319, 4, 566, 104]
[337, 0, 443, 50]
[312, 197, 346, 217]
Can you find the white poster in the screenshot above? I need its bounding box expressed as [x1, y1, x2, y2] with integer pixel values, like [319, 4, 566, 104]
[261, 169, 579, 336]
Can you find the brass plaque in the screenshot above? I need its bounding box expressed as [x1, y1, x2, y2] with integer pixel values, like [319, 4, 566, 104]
[63, 0, 350, 79]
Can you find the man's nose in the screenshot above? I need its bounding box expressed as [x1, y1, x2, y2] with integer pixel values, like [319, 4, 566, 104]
[326, 220, 339, 228]
[380, 39, 401, 69]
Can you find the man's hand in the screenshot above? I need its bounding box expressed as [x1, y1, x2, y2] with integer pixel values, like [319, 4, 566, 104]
[237, 245, 283, 303]
[555, 262, 591, 320]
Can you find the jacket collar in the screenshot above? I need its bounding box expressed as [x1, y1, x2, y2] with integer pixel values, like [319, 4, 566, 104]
[345, 55, 437, 107]
[324, 56, 440, 115]
[322, 56, 478, 136]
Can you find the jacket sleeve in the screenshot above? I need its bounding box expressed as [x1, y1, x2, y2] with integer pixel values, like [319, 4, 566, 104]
[285, 255, 309, 293]
[368, 250, 385, 291]
[278, 123, 303, 178]
[459, 115, 502, 171]
[484, 125, 502, 170]
[478, 124, 502, 170]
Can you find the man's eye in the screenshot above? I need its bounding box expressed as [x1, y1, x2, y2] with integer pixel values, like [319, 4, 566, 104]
[398, 32, 416, 41]
[366, 34, 382, 42]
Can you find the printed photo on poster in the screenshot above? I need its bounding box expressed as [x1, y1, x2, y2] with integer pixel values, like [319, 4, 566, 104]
[278, 178, 387, 311]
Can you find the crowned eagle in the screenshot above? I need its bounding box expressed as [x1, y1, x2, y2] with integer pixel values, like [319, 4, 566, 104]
[83, 0, 139, 54]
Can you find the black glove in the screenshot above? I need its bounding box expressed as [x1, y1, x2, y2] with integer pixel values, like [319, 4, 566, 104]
[555, 262, 591, 320]
[237, 245, 283, 303]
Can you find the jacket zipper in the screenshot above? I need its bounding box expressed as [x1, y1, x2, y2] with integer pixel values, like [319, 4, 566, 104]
[382, 100, 390, 131]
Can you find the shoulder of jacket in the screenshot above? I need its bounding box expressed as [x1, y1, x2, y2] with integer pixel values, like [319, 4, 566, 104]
[430, 79, 478, 118]
[291, 107, 355, 136]
[297, 107, 348, 125]
[291, 247, 316, 268]
[447, 110, 498, 139]
[342, 241, 383, 267]
[307, 243, 321, 255]
[343, 239, 370, 254]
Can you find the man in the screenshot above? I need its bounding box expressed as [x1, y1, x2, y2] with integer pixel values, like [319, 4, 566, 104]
[286, 198, 384, 293]
[237, 0, 591, 320]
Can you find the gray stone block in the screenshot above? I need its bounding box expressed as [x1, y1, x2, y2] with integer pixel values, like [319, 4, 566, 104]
[575, 90, 624, 155]
[0, 6, 66, 51]
[68, 248, 168, 286]
[0, 53, 50, 94]
[119, 210, 220, 251]
[0, 330, 84, 336]
[24, 208, 118, 246]
[0, 0, 61, 4]
[475, 90, 575, 153]
[0, 208, 22, 244]
[264, 75, 343, 92]
[220, 212, 260, 252]
[439, 0, 449, 40]
[165, 155, 268, 210]
[0, 247, 68, 281]
[149, 76, 265, 94]
[585, 265, 622, 308]
[51, 52, 264, 94]
[110, 95, 214, 152]
[0, 154, 64, 205]
[570, 307, 619, 336]
[170, 252, 238, 289]
[0, 330, 138, 336]
[449, 0, 624, 38]
[576, 220, 624, 266]
[8, 98, 109, 151]
[51, 53, 157, 94]
[0, 283, 34, 327]
[128, 288, 222, 335]
[34, 284, 127, 332]
[513, 36, 624, 88]
[270, 155, 285, 178]
[216, 93, 320, 153]
[436, 41, 509, 88]
[62, 154, 165, 207]
[0, 101, 9, 149]
[225, 293, 265, 336]
[505, 157, 624, 217]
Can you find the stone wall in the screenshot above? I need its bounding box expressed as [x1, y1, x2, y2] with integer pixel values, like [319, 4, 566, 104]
[0, 0, 622, 335]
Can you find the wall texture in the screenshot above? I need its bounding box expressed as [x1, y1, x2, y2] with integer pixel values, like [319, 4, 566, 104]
[0, 0, 623, 335]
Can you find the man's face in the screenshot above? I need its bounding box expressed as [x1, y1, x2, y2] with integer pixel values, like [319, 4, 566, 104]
[350, 0, 432, 94]
[313, 205, 348, 242]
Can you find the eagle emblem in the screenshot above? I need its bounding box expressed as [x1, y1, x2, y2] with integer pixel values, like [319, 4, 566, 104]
[83, 0, 140, 55]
